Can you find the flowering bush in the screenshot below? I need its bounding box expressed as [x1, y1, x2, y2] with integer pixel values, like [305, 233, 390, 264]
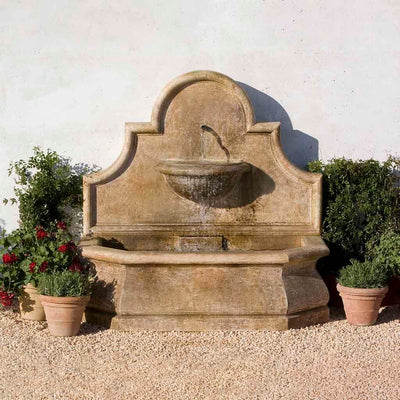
[0, 221, 85, 306]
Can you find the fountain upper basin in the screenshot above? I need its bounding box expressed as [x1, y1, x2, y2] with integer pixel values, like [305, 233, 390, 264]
[156, 160, 250, 203]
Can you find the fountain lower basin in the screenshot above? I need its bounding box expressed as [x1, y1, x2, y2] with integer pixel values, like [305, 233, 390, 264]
[157, 160, 250, 203]
[82, 236, 329, 331]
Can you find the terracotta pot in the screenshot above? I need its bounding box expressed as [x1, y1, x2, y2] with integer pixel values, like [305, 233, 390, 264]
[19, 283, 46, 321]
[40, 295, 90, 336]
[337, 284, 388, 326]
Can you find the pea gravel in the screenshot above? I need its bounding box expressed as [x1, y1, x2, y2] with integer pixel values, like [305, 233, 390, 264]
[0, 304, 399, 400]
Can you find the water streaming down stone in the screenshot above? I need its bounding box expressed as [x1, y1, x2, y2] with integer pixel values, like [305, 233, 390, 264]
[81, 70, 330, 331]
[200, 124, 231, 162]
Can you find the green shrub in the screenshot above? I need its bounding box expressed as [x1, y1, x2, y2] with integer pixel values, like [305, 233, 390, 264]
[38, 270, 92, 297]
[3, 147, 99, 231]
[308, 157, 400, 274]
[337, 259, 388, 288]
[368, 230, 400, 276]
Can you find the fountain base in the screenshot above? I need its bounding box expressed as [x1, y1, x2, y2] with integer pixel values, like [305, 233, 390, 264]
[82, 236, 330, 331]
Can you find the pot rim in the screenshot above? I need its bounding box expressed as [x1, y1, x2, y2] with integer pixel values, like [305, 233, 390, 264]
[39, 295, 90, 304]
[337, 283, 388, 296]
[23, 283, 37, 289]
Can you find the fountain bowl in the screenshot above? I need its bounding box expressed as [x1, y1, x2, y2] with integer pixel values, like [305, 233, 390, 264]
[156, 160, 250, 203]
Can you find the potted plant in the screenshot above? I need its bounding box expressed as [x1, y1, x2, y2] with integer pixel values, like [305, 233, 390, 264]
[337, 259, 389, 325]
[38, 270, 92, 336]
[0, 221, 82, 320]
[1, 227, 45, 319]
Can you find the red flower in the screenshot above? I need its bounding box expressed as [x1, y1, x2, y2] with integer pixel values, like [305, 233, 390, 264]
[58, 244, 68, 253]
[2, 253, 18, 264]
[36, 229, 47, 240]
[29, 262, 36, 273]
[39, 261, 48, 272]
[0, 291, 15, 307]
[56, 221, 67, 230]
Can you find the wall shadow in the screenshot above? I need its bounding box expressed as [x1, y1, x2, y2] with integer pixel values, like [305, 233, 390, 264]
[84, 274, 117, 330]
[238, 83, 319, 170]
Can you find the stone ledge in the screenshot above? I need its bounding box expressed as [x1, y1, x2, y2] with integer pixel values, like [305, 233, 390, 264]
[84, 307, 329, 331]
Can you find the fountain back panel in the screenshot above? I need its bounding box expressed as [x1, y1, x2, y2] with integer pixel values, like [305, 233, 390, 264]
[81, 71, 329, 330]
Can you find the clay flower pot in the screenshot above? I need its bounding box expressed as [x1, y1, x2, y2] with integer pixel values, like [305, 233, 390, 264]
[40, 295, 90, 336]
[19, 283, 46, 321]
[337, 284, 388, 326]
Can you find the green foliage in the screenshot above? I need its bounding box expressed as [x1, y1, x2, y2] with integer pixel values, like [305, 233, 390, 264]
[337, 259, 389, 288]
[368, 230, 400, 277]
[38, 270, 92, 297]
[3, 147, 99, 230]
[308, 157, 400, 274]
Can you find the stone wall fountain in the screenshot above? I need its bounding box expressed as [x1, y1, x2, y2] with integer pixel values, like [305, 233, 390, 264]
[81, 70, 330, 331]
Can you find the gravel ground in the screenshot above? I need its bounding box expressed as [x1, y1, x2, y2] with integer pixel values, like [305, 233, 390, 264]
[0, 304, 399, 400]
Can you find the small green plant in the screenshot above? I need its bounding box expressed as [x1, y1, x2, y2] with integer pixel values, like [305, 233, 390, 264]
[3, 147, 99, 230]
[308, 157, 400, 274]
[337, 259, 389, 289]
[38, 270, 92, 297]
[368, 230, 400, 277]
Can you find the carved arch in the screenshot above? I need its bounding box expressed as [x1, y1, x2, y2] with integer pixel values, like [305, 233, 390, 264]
[151, 70, 256, 133]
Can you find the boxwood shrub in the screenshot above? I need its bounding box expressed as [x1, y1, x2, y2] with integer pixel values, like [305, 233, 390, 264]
[368, 230, 400, 277]
[308, 157, 400, 275]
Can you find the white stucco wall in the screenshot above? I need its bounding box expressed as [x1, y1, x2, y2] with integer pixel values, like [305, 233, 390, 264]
[1, 0, 399, 231]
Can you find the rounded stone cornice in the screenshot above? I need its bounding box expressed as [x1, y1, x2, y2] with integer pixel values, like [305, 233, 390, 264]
[151, 70, 256, 133]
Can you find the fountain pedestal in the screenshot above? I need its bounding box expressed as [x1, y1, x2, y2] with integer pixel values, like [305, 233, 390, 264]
[81, 70, 329, 331]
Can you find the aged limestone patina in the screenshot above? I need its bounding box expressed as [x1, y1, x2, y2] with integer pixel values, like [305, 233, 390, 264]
[81, 70, 330, 331]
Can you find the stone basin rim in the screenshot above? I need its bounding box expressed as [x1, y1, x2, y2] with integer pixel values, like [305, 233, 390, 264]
[81, 237, 329, 265]
[156, 159, 250, 176]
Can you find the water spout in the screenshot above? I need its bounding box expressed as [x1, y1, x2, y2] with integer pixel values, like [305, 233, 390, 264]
[201, 125, 231, 162]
